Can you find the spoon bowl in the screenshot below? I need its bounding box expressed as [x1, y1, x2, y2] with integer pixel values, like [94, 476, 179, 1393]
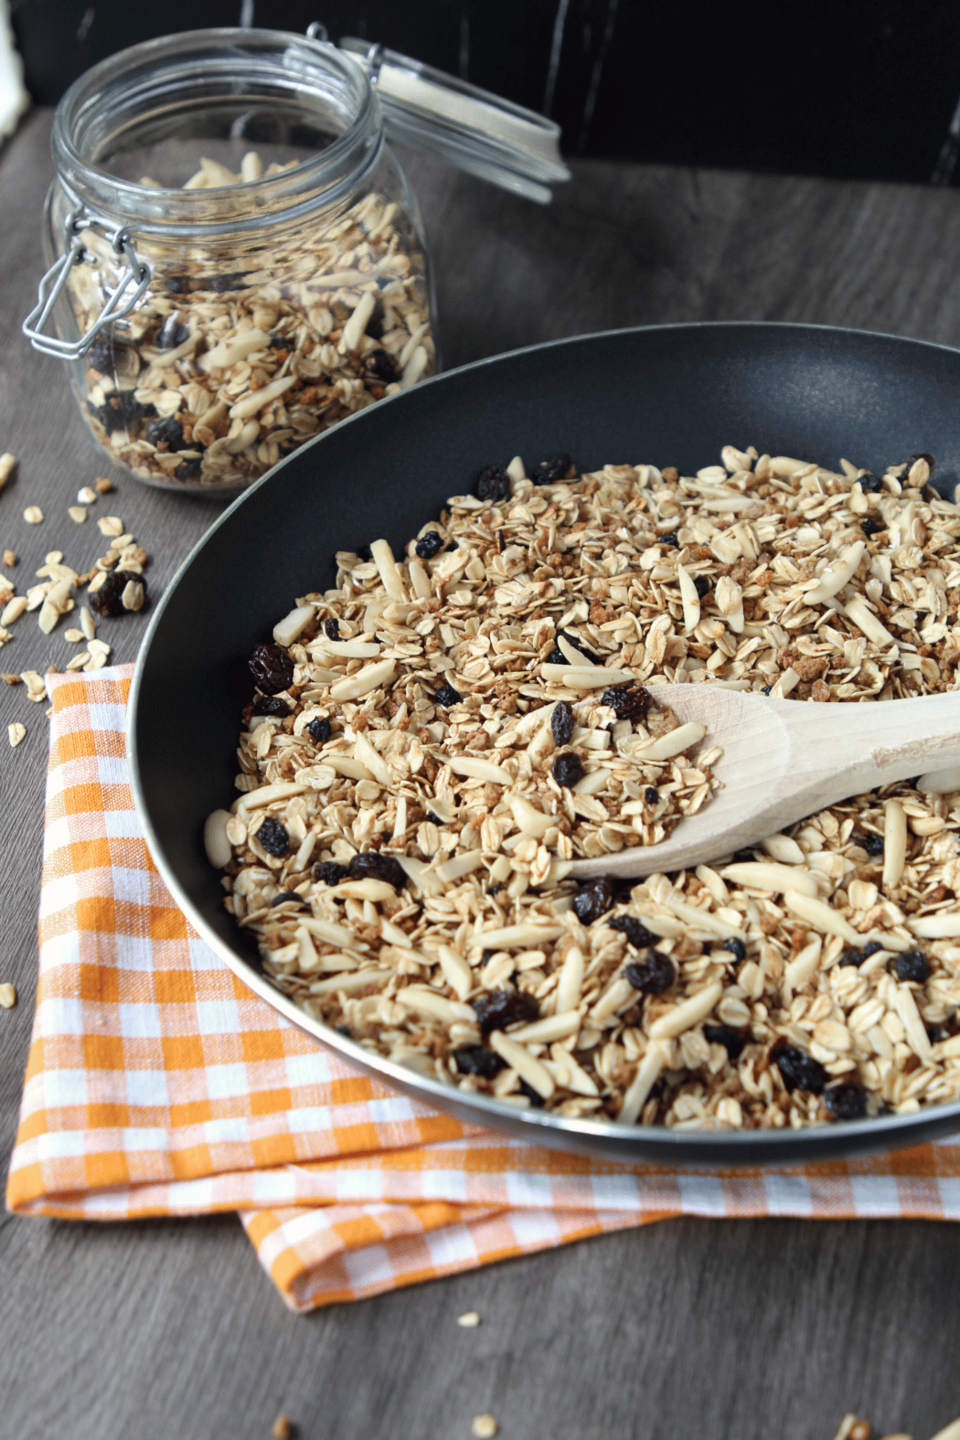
[569, 685, 960, 879]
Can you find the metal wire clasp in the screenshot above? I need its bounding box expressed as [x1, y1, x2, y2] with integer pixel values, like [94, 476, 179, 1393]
[22, 206, 152, 360]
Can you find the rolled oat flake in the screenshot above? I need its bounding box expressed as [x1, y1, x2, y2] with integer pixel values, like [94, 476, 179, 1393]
[24, 27, 568, 494]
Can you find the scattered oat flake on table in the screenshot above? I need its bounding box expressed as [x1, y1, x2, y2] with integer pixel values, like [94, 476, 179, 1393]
[3, 551, 16, 567]
[94, 477, 115, 493]
[97, 516, 124, 537]
[471, 1416, 498, 1438]
[77, 486, 97, 504]
[23, 506, 43, 524]
[1, 673, 20, 685]
[271, 1415, 294, 1439]
[7, 722, 25, 748]
[68, 506, 87, 523]
[457, 1311, 481, 1328]
[0, 983, 16, 1009]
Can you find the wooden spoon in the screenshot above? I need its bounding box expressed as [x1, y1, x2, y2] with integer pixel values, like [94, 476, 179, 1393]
[568, 685, 960, 879]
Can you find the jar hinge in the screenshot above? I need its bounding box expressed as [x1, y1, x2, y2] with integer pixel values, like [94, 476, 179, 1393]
[22, 206, 152, 360]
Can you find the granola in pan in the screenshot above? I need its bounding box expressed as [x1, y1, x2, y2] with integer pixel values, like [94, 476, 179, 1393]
[209, 446, 960, 1129]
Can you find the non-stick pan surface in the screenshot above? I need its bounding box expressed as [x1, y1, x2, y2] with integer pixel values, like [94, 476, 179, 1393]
[130, 321, 960, 1165]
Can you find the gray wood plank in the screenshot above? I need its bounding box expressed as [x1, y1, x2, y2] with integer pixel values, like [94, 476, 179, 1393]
[1, 106, 960, 1440]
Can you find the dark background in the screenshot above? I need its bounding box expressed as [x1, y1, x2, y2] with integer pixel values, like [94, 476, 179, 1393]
[11, 0, 960, 183]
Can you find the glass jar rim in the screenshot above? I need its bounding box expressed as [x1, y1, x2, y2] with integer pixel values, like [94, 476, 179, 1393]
[51, 27, 385, 238]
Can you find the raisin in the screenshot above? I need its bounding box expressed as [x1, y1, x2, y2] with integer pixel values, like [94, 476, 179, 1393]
[425, 810, 444, 825]
[204, 271, 247, 292]
[625, 950, 676, 994]
[837, 947, 865, 968]
[723, 937, 746, 961]
[256, 817, 290, 857]
[175, 456, 203, 481]
[347, 852, 407, 890]
[308, 716, 331, 744]
[87, 335, 120, 373]
[860, 518, 882, 538]
[252, 695, 290, 717]
[324, 617, 340, 640]
[157, 316, 189, 349]
[925, 1023, 950, 1044]
[551, 700, 574, 746]
[92, 392, 152, 434]
[892, 949, 930, 983]
[552, 751, 584, 788]
[517, 1079, 545, 1107]
[862, 941, 883, 957]
[314, 861, 347, 885]
[165, 274, 192, 294]
[453, 1045, 505, 1078]
[268, 334, 289, 350]
[271, 891, 303, 907]
[645, 787, 660, 804]
[552, 629, 602, 665]
[573, 876, 614, 925]
[599, 684, 651, 722]
[659, 531, 680, 548]
[144, 415, 187, 450]
[731, 849, 755, 863]
[859, 833, 884, 856]
[471, 989, 539, 1035]
[904, 451, 935, 474]
[774, 1043, 827, 1094]
[704, 1024, 748, 1059]
[415, 530, 444, 559]
[89, 569, 147, 617]
[823, 1080, 868, 1121]
[356, 544, 373, 562]
[433, 682, 462, 707]
[694, 575, 712, 599]
[607, 915, 659, 948]
[474, 463, 511, 503]
[364, 348, 400, 383]
[248, 642, 294, 694]
[761, 684, 772, 695]
[532, 452, 575, 485]
[365, 299, 386, 339]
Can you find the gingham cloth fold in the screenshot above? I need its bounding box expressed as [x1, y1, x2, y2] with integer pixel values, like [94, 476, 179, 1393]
[6, 667, 960, 1311]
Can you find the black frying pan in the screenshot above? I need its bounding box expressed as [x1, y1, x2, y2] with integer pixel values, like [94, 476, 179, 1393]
[129, 321, 960, 1165]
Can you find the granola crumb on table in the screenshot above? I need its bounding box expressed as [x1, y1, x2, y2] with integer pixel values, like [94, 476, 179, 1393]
[215, 446, 960, 1130]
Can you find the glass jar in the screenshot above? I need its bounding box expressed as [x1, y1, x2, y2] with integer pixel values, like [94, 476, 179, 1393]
[27, 29, 439, 493]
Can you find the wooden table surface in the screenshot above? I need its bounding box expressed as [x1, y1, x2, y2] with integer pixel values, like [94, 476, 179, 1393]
[2, 108, 959, 1440]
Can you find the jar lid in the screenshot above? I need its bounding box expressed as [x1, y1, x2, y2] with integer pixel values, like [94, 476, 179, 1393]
[337, 37, 571, 204]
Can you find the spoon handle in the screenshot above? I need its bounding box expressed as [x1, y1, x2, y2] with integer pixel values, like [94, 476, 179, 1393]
[776, 689, 960, 803]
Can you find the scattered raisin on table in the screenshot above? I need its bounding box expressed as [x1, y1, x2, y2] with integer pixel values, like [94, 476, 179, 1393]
[415, 530, 444, 559]
[474, 463, 511, 503]
[90, 569, 148, 617]
[256, 817, 290, 857]
[704, 1024, 748, 1059]
[608, 915, 658, 948]
[552, 751, 584, 788]
[892, 949, 930, 983]
[248, 641, 294, 694]
[347, 852, 407, 890]
[314, 861, 347, 885]
[308, 716, 331, 744]
[551, 700, 574, 746]
[433, 682, 462, 707]
[453, 1045, 505, 1078]
[532, 452, 575, 485]
[625, 951, 676, 994]
[599, 684, 650, 721]
[774, 1043, 827, 1094]
[471, 989, 539, 1035]
[823, 1080, 868, 1121]
[573, 876, 614, 924]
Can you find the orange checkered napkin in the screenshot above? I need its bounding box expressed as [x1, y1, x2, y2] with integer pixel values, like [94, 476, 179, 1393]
[7, 668, 960, 1312]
